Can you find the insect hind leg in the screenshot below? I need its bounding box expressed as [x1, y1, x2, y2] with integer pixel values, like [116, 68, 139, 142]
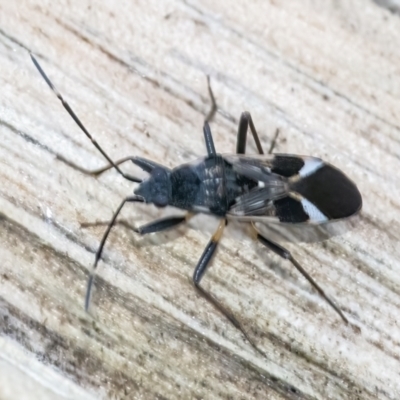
[236, 112, 264, 155]
[236, 112, 280, 155]
[251, 223, 348, 324]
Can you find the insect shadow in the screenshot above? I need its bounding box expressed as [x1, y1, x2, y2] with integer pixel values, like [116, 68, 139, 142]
[31, 53, 362, 357]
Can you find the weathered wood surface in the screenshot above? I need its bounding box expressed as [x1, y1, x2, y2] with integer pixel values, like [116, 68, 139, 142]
[1, 1, 400, 399]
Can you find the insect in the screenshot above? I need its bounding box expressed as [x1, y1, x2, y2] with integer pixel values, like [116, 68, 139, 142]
[31, 53, 362, 351]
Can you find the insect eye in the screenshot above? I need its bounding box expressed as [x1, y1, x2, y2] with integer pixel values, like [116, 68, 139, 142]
[153, 193, 168, 207]
[150, 167, 169, 207]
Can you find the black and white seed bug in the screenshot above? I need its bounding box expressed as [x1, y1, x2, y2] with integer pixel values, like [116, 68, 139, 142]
[31, 54, 362, 351]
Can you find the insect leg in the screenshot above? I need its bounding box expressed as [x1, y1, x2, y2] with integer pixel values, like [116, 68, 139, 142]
[203, 122, 216, 156]
[82, 214, 190, 231]
[193, 220, 267, 357]
[30, 53, 140, 183]
[205, 75, 217, 123]
[85, 195, 144, 310]
[193, 219, 225, 284]
[202, 76, 218, 156]
[252, 223, 348, 324]
[267, 128, 280, 154]
[236, 112, 264, 155]
[134, 214, 191, 234]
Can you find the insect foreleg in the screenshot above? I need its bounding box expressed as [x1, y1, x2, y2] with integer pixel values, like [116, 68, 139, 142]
[81, 214, 189, 232]
[85, 195, 144, 310]
[133, 214, 191, 235]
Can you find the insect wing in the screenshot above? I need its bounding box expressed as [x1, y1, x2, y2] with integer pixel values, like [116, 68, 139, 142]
[223, 154, 362, 224]
[223, 154, 287, 218]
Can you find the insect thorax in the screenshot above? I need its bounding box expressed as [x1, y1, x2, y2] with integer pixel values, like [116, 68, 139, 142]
[169, 155, 286, 216]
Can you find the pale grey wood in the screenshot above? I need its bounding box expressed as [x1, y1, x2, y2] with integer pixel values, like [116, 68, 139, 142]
[0, 1, 399, 399]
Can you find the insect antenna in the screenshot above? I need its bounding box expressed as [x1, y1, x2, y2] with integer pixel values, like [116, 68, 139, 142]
[30, 53, 140, 183]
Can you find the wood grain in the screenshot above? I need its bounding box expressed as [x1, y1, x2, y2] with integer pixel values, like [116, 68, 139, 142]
[1, 1, 400, 399]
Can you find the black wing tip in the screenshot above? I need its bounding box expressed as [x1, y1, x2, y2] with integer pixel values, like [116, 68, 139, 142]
[293, 164, 363, 220]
